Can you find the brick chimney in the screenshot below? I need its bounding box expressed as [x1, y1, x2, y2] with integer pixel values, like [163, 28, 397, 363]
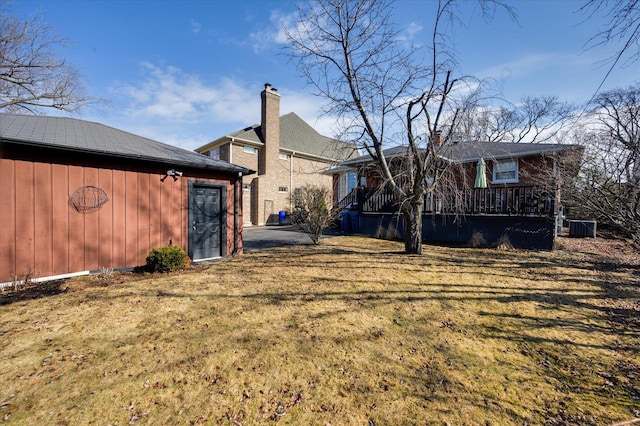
[260, 83, 281, 175]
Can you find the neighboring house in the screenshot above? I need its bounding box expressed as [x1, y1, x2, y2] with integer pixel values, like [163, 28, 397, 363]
[195, 83, 357, 226]
[0, 113, 253, 284]
[327, 140, 584, 249]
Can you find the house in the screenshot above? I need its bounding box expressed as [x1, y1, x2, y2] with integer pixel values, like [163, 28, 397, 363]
[195, 83, 357, 226]
[327, 140, 584, 249]
[0, 113, 253, 284]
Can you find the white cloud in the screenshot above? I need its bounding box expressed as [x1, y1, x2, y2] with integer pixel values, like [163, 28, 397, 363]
[249, 9, 297, 52]
[103, 63, 340, 150]
[191, 19, 202, 34]
[478, 52, 561, 82]
[104, 64, 268, 149]
[397, 21, 423, 42]
[112, 63, 258, 125]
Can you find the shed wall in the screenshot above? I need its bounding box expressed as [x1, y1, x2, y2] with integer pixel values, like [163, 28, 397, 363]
[0, 154, 240, 283]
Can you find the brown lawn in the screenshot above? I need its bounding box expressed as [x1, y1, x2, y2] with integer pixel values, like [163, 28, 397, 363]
[1, 236, 638, 425]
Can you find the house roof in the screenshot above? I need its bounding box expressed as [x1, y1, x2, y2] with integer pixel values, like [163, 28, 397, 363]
[333, 141, 583, 168]
[197, 112, 357, 162]
[0, 113, 254, 175]
[438, 141, 583, 163]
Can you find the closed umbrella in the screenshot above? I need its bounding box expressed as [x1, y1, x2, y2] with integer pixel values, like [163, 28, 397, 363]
[475, 158, 487, 189]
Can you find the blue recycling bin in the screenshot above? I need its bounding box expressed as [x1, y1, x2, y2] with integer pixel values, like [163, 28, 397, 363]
[348, 210, 359, 233]
[340, 210, 352, 233]
[278, 210, 286, 225]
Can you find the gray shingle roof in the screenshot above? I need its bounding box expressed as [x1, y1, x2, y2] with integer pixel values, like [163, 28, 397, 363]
[337, 141, 582, 167]
[439, 141, 583, 163]
[0, 113, 253, 175]
[224, 112, 357, 161]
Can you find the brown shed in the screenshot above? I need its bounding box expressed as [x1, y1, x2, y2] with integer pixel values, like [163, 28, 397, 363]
[0, 113, 254, 284]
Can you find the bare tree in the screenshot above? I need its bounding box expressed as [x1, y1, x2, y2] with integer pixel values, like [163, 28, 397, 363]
[565, 82, 640, 242]
[452, 96, 575, 143]
[0, 8, 90, 113]
[581, 0, 640, 66]
[285, 0, 512, 254]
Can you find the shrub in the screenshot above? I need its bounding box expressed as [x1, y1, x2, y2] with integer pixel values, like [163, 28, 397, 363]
[290, 185, 337, 244]
[469, 230, 487, 248]
[496, 233, 514, 251]
[145, 246, 189, 273]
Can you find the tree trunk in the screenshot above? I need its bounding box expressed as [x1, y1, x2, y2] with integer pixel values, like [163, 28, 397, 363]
[402, 200, 423, 254]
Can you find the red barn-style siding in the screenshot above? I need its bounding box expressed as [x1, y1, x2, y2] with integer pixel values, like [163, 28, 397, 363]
[1, 113, 252, 284]
[0, 157, 242, 283]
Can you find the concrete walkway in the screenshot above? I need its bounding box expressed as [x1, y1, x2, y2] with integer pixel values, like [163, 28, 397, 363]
[242, 225, 339, 252]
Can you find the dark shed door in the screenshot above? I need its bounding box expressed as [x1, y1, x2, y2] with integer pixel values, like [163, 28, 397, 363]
[189, 184, 222, 260]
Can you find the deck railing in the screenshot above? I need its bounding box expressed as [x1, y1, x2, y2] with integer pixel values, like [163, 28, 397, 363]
[337, 187, 360, 210]
[348, 186, 555, 216]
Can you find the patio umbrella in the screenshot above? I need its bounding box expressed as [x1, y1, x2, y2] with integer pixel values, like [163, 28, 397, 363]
[475, 158, 487, 189]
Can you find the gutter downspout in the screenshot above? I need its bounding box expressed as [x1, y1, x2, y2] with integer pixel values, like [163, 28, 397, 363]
[233, 171, 241, 256]
[290, 152, 295, 211]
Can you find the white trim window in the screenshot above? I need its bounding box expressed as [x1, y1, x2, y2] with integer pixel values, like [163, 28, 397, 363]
[493, 159, 518, 183]
[243, 145, 256, 154]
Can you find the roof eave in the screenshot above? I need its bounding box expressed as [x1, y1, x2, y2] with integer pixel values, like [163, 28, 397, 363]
[1, 138, 254, 176]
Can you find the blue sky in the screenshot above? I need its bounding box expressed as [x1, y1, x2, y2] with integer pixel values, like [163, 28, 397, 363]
[5, 0, 638, 150]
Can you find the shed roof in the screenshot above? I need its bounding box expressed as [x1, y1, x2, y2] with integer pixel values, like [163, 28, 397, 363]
[0, 113, 254, 175]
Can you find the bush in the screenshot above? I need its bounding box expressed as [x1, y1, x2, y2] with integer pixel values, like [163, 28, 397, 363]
[145, 246, 189, 273]
[290, 185, 337, 244]
[469, 230, 487, 248]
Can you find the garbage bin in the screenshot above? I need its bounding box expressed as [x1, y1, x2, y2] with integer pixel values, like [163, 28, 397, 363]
[340, 210, 352, 233]
[278, 210, 287, 225]
[348, 210, 359, 233]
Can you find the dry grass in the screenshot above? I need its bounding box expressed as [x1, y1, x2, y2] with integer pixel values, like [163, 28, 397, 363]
[1, 236, 639, 425]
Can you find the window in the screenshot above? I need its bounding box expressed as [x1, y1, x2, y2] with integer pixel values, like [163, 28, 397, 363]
[279, 153, 291, 160]
[338, 172, 365, 198]
[208, 148, 220, 160]
[493, 159, 518, 183]
[279, 186, 288, 193]
[346, 172, 358, 193]
[243, 145, 256, 154]
[293, 188, 303, 208]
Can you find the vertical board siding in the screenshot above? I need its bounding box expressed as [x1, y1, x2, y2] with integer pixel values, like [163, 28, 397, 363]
[0, 156, 240, 282]
[51, 163, 69, 275]
[124, 171, 138, 268]
[83, 167, 100, 270]
[148, 174, 162, 250]
[137, 173, 150, 264]
[33, 162, 53, 277]
[98, 168, 114, 269]
[159, 176, 172, 246]
[67, 165, 85, 275]
[169, 179, 182, 247]
[0, 159, 16, 279]
[14, 161, 35, 276]
[111, 169, 126, 268]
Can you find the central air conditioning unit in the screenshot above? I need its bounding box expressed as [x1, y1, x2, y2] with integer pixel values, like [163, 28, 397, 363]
[568, 220, 597, 238]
